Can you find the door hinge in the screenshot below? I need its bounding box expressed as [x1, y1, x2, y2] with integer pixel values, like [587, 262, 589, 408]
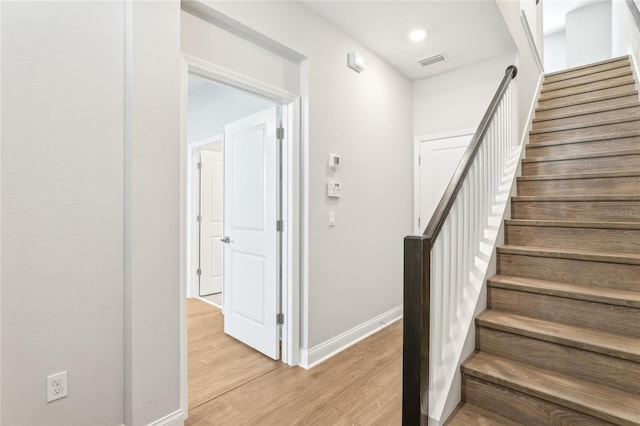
[418, 217, 421, 227]
[197, 161, 202, 170]
[197, 215, 201, 223]
[276, 127, 284, 140]
[276, 219, 283, 232]
[418, 155, 421, 166]
[196, 268, 202, 276]
[277, 313, 284, 325]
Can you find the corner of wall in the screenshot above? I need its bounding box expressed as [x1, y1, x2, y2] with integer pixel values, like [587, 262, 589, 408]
[147, 409, 185, 426]
[299, 305, 403, 369]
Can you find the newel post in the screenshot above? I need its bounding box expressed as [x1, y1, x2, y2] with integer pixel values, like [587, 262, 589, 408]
[402, 235, 431, 426]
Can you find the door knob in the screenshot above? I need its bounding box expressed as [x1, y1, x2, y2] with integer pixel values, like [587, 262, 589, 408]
[220, 236, 231, 243]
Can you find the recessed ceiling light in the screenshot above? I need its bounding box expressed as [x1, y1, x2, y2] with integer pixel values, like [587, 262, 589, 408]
[408, 29, 427, 42]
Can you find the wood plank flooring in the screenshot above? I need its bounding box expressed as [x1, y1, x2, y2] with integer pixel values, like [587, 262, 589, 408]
[187, 298, 281, 409]
[186, 298, 402, 425]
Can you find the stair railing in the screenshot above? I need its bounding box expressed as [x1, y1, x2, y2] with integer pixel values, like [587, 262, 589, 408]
[403, 65, 518, 425]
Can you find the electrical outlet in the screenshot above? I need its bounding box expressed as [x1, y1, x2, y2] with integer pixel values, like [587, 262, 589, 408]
[47, 371, 68, 403]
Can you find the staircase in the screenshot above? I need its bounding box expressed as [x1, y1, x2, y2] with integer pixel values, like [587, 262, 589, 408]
[446, 56, 640, 425]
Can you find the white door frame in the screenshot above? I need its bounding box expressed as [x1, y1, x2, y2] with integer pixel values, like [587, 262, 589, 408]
[413, 128, 475, 235]
[188, 137, 223, 300]
[179, 53, 302, 415]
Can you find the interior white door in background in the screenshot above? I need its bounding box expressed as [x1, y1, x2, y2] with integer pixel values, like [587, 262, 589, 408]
[418, 133, 473, 233]
[223, 106, 280, 360]
[199, 149, 224, 296]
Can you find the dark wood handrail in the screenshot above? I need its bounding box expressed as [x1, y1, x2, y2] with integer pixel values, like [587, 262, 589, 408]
[627, 0, 640, 31]
[422, 65, 517, 242]
[402, 65, 517, 426]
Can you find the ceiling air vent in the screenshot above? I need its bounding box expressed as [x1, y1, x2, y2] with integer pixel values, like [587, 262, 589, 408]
[418, 54, 446, 67]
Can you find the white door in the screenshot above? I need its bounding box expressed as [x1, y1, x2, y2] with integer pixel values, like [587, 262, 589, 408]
[199, 149, 224, 296]
[418, 133, 473, 233]
[223, 107, 280, 360]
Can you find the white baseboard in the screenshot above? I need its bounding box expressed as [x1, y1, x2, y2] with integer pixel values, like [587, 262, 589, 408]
[299, 305, 403, 369]
[147, 409, 185, 426]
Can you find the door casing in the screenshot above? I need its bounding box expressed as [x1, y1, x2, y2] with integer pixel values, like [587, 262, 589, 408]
[413, 128, 475, 234]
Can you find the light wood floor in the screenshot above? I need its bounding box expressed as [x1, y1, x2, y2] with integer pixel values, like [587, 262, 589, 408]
[186, 298, 402, 425]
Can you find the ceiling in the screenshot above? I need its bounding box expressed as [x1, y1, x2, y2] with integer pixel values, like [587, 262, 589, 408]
[543, 0, 605, 36]
[302, 1, 516, 81]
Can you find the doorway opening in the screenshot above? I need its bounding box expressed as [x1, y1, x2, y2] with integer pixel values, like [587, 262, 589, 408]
[180, 55, 302, 414]
[193, 140, 223, 306]
[187, 71, 284, 352]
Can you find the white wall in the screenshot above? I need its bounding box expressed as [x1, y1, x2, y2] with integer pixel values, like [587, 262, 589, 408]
[544, 31, 568, 73]
[182, 12, 300, 95]
[536, 0, 544, 62]
[566, 1, 612, 68]
[413, 53, 517, 138]
[187, 80, 274, 144]
[1, 2, 124, 424]
[497, 0, 545, 143]
[612, 0, 640, 79]
[183, 2, 413, 352]
[1, 2, 183, 425]
[126, 2, 182, 425]
[520, 0, 543, 56]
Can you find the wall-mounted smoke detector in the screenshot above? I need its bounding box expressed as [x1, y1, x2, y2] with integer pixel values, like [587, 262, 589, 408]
[418, 54, 446, 67]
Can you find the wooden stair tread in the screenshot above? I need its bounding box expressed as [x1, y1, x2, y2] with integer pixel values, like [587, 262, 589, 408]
[541, 67, 633, 93]
[529, 115, 640, 135]
[539, 77, 636, 102]
[477, 310, 640, 362]
[446, 403, 524, 426]
[489, 274, 640, 308]
[536, 90, 639, 112]
[497, 244, 640, 265]
[522, 148, 640, 163]
[505, 218, 640, 230]
[525, 136, 640, 158]
[512, 194, 640, 202]
[538, 85, 638, 112]
[533, 101, 640, 123]
[544, 56, 630, 80]
[517, 170, 640, 181]
[528, 130, 640, 147]
[462, 352, 640, 425]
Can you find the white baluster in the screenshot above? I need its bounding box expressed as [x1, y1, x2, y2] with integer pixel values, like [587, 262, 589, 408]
[450, 204, 457, 329]
[432, 238, 443, 379]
